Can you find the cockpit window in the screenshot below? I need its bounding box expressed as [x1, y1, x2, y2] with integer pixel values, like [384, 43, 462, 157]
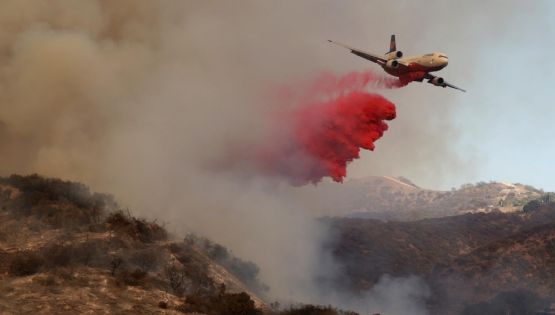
[439, 54, 448, 58]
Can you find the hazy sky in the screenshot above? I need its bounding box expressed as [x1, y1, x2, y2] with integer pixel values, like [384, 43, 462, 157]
[2, 0, 555, 192]
[454, 2, 555, 191]
[333, 0, 555, 191]
[450, 2, 555, 191]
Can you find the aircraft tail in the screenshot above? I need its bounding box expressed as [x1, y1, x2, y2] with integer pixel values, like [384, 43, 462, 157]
[388, 34, 396, 53]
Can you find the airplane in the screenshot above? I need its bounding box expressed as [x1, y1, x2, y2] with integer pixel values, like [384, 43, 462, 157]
[328, 35, 466, 92]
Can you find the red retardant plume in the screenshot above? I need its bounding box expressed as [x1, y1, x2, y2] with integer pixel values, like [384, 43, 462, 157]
[252, 70, 406, 185]
[295, 91, 396, 184]
[258, 88, 396, 185]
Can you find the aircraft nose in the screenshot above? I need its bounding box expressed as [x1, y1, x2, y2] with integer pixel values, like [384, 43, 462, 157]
[440, 57, 448, 66]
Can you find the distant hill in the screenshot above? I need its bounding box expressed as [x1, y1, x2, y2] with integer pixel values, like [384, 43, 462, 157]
[309, 176, 543, 220]
[325, 200, 555, 314]
[430, 209, 555, 313]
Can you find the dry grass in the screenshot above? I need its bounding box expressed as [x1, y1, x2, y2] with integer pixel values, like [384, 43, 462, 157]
[0, 174, 267, 314]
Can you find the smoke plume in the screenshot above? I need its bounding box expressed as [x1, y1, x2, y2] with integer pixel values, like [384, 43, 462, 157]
[1, 1, 514, 314]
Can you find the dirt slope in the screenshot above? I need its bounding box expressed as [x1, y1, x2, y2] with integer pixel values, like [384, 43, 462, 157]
[0, 175, 266, 314]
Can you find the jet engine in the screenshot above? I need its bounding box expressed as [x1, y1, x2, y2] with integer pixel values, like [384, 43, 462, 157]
[385, 50, 403, 60]
[429, 77, 445, 86]
[385, 59, 399, 69]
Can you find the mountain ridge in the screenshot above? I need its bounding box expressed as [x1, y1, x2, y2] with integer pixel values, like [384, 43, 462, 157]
[309, 176, 544, 220]
[326, 197, 555, 314]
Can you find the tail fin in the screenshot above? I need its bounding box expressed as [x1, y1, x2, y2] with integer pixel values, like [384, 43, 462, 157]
[388, 34, 396, 53]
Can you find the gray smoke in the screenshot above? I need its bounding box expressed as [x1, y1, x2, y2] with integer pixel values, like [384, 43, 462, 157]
[1, 1, 552, 314]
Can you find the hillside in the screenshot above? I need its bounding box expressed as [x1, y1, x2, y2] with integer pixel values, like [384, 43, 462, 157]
[430, 215, 555, 314]
[3, 173, 553, 314]
[325, 200, 555, 314]
[0, 175, 270, 314]
[309, 176, 543, 220]
[0, 174, 364, 315]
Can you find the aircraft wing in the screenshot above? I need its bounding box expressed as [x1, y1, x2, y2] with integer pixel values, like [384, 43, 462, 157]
[425, 73, 466, 92]
[328, 40, 387, 65]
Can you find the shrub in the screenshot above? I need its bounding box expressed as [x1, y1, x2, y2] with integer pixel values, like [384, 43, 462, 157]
[110, 257, 123, 276]
[164, 263, 187, 296]
[461, 289, 549, 315]
[130, 248, 159, 272]
[106, 210, 167, 243]
[173, 255, 215, 295]
[3, 174, 115, 212]
[9, 252, 44, 276]
[177, 291, 262, 315]
[184, 234, 267, 294]
[39, 239, 105, 269]
[278, 305, 358, 315]
[158, 301, 168, 309]
[72, 239, 104, 266]
[1, 174, 116, 227]
[523, 200, 542, 213]
[134, 218, 167, 242]
[41, 243, 73, 268]
[215, 292, 262, 315]
[33, 274, 57, 286]
[115, 266, 147, 286]
[523, 194, 555, 213]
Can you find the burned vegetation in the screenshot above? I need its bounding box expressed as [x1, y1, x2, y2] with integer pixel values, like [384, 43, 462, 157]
[325, 195, 555, 314]
[0, 174, 268, 314]
[0, 174, 359, 315]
